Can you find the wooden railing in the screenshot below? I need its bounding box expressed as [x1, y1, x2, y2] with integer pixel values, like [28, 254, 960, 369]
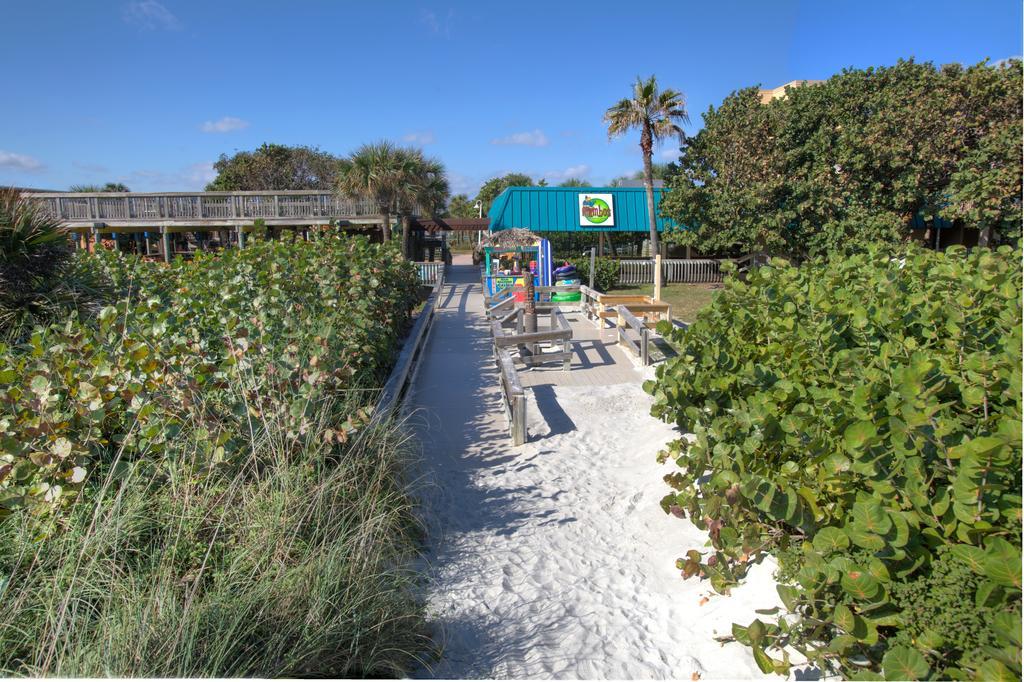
[377, 272, 444, 419]
[23, 191, 380, 224]
[495, 348, 527, 446]
[615, 306, 652, 366]
[414, 261, 445, 286]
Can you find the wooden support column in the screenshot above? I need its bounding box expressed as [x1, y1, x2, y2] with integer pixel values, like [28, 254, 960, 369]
[237, 225, 246, 249]
[161, 227, 171, 263]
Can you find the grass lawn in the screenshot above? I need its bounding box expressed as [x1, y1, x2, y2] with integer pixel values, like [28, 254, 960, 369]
[607, 282, 720, 323]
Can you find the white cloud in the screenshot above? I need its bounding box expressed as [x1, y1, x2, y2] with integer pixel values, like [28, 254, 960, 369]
[447, 171, 482, 197]
[490, 129, 549, 147]
[200, 116, 249, 133]
[659, 148, 680, 160]
[0, 150, 45, 172]
[543, 164, 591, 183]
[122, 0, 181, 30]
[403, 130, 436, 145]
[420, 8, 455, 38]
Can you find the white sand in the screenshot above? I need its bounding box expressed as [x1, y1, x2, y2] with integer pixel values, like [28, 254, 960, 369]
[412, 379, 790, 679]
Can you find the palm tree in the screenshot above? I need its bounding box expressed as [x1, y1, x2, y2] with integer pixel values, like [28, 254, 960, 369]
[337, 141, 407, 242]
[604, 76, 688, 256]
[396, 151, 449, 258]
[0, 188, 108, 338]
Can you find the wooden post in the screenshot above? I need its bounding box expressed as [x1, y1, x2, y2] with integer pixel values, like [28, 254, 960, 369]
[90, 226, 100, 253]
[161, 227, 171, 263]
[237, 225, 246, 249]
[589, 247, 596, 290]
[598, 232, 605, 257]
[654, 254, 663, 302]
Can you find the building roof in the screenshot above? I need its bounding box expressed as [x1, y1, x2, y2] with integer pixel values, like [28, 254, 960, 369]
[758, 79, 825, 104]
[487, 186, 681, 233]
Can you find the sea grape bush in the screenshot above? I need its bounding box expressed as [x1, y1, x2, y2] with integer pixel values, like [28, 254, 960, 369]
[568, 256, 619, 292]
[646, 244, 1022, 680]
[0, 234, 418, 521]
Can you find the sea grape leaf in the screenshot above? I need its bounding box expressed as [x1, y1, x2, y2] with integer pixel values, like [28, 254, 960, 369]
[881, 646, 930, 681]
[812, 527, 850, 554]
[841, 569, 882, 601]
[984, 537, 1022, 589]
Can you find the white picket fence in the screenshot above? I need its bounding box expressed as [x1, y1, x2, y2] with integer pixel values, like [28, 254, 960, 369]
[415, 261, 445, 286]
[617, 258, 724, 284]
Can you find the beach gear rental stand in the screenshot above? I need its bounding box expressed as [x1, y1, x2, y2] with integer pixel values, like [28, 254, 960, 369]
[481, 230, 552, 298]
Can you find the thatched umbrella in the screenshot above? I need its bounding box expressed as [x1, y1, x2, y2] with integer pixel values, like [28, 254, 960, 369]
[479, 228, 539, 249]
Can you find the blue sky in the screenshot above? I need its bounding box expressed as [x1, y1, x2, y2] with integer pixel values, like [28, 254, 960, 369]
[1, 0, 1020, 196]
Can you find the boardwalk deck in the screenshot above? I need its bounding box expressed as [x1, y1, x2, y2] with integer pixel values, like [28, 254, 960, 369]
[23, 190, 385, 229]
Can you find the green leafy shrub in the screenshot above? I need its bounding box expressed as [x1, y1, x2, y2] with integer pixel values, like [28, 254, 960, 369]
[646, 244, 1022, 680]
[1, 234, 417, 519]
[0, 234, 426, 675]
[568, 255, 619, 291]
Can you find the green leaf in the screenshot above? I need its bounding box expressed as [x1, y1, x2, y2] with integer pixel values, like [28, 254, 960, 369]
[992, 611, 1021, 647]
[813, 527, 851, 554]
[776, 584, 801, 611]
[746, 618, 766, 645]
[976, 659, 1016, 682]
[751, 645, 775, 675]
[852, 498, 892, 534]
[844, 420, 878, 451]
[984, 537, 1022, 589]
[949, 544, 987, 574]
[841, 569, 882, 601]
[881, 646, 930, 680]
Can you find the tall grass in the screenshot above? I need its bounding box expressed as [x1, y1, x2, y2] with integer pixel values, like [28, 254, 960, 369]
[0, 375, 431, 677]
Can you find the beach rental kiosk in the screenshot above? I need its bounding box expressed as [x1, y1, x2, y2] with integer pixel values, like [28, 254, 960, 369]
[481, 229, 553, 298]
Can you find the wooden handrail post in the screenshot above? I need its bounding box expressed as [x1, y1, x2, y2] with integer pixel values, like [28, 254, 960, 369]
[589, 246, 596, 290]
[654, 253, 663, 302]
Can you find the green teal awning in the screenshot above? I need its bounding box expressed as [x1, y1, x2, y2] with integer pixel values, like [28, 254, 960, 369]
[487, 186, 682, 232]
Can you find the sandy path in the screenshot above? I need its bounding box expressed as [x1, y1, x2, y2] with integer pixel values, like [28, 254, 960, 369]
[407, 261, 784, 679]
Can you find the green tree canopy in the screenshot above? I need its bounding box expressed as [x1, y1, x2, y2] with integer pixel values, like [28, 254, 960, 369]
[206, 143, 341, 191]
[475, 173, 534, 213]
[558, 178, 589, 187]
[447, 193, 477, 218]
[69, 182, 130, 192]
[661, 59, 1023, 258]
[608, 163, 674, 187]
